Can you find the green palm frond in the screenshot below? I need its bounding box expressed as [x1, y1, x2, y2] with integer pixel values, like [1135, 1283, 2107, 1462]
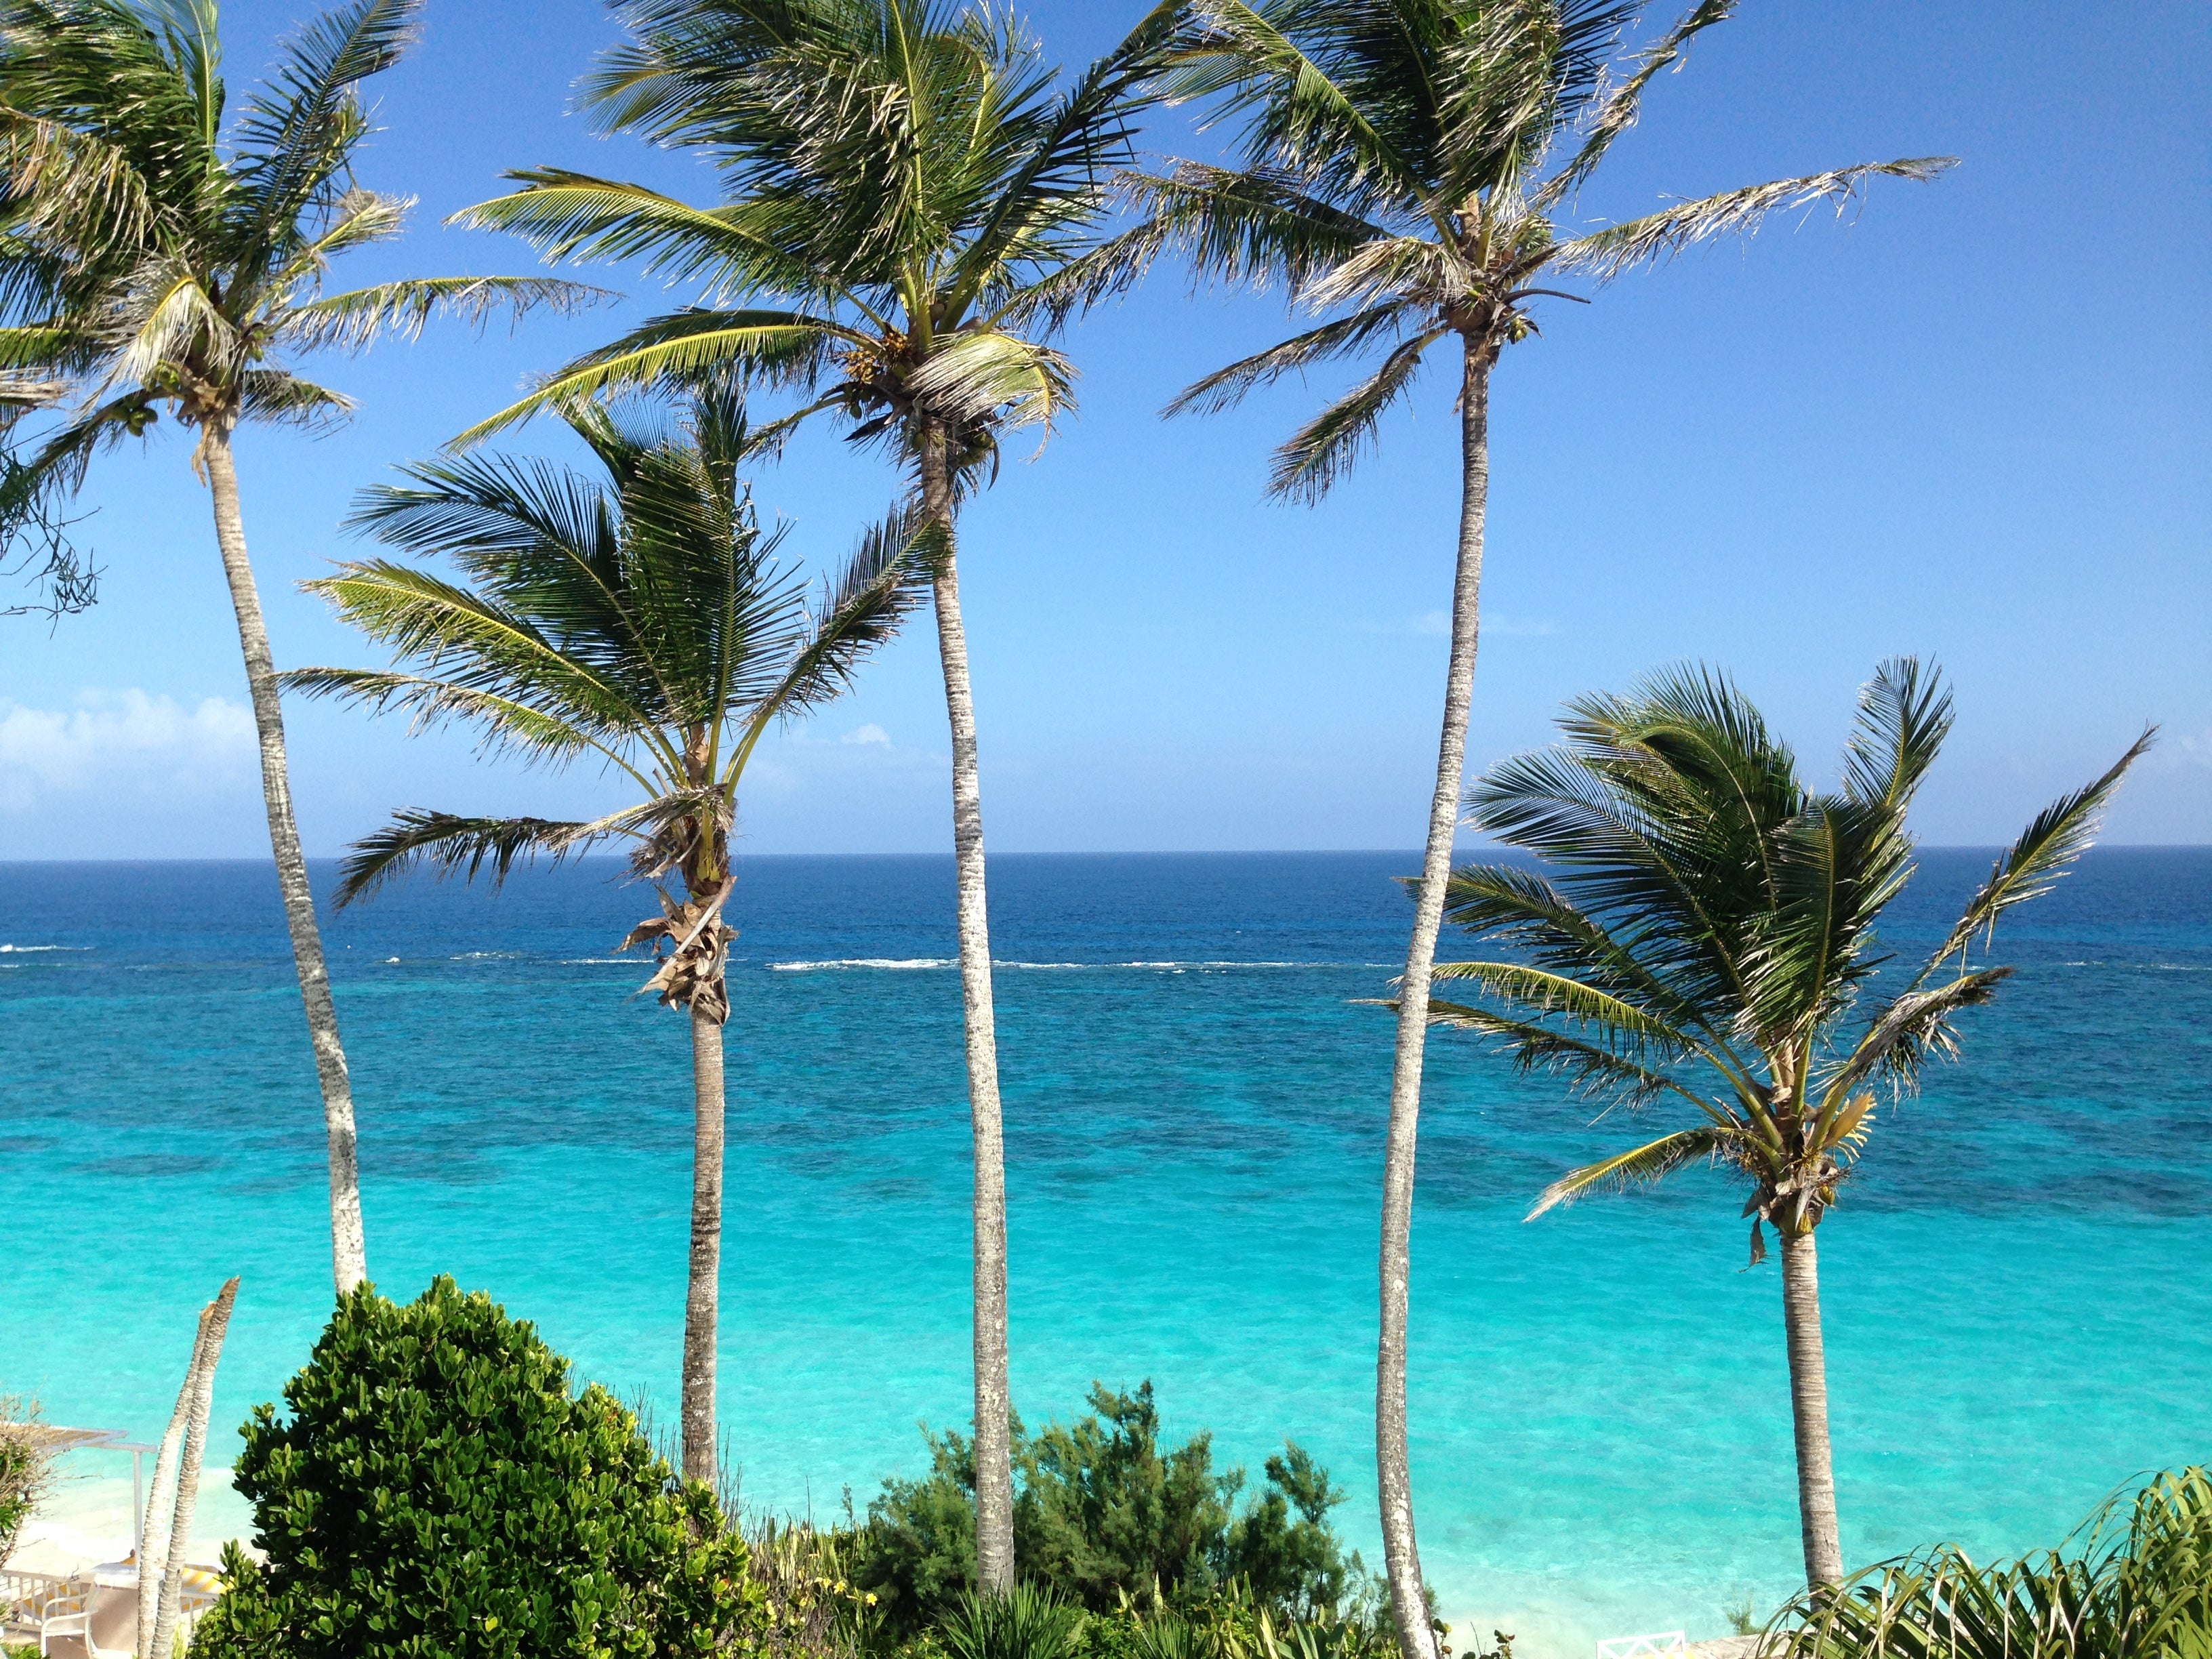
[1267, 325, 1444, 501]
[279, 275, 614, 354]
[295, 558, 660, 741]
[237, 368, 354, 430]
[1528, 1126, 1740, 1221]
[228, 0, 420, 262]
[450, 308, 863, 448]
[1419, 998, 1717, 1115]
[1550, 157, 1957, 282]
[1162, 303, 1412, 419]
[1921, 727, 2155, 977]
[1431, 960, 1694, 1051]
[454, 173, 848, 312]
[1819, 967, 2011, 1111]
[333, 807, 598, 906]
[1840, 655, 1952, 811]
[737, 504, 946, 761]
[274, 665, 626, 773]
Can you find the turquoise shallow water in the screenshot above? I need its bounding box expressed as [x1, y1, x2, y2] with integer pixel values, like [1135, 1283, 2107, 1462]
[3, 849, 2208, 1655]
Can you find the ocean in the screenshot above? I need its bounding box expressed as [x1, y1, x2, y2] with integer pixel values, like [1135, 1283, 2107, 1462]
[2, 849, 2207, 1656]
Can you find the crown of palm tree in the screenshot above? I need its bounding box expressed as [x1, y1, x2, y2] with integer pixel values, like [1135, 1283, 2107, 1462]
[1428, 659, 2150, 1258]
[449, 0, 1182, 479]
[1080, 0, 1954, 499]
[280, 385, 945, 1014]
[0, 0, 605, 491]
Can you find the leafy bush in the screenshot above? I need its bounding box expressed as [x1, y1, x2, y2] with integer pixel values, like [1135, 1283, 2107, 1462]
[0, 1396, 55, 1566]
[853, 1384, 1376, 1637]
[1771, 1467, 2212, 1658]
[189, 1277, 765, 1659]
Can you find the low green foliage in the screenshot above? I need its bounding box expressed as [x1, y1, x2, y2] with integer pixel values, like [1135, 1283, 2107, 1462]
[1771, 1467, 2212, 1657]
[188, 1276, 765, 1659]
[853, 1384, 1377, 1637]
[0, 1395, 53, 1566]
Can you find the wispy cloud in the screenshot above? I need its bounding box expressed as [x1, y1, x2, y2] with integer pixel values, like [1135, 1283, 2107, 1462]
[0, 690, 255, 811]
[841, 722, 892, 746]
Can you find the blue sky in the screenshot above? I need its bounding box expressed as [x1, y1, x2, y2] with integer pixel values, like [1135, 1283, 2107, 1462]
[1, 0, 2205, 858]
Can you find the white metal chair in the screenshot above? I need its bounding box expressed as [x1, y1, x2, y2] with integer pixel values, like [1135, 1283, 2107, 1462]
[2, 1570, 82, 1644]
[33, 1561, 222, 1658]
[1597, 1634, 1689, 1659]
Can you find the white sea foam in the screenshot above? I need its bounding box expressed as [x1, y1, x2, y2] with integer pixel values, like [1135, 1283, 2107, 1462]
[0, 943, 82, 953]
[563, 958, 642, 965]
[771, 957, 956, 971]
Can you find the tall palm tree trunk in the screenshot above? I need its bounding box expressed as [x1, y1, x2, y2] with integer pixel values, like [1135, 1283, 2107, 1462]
[202, 424, 368, 1294]
[1377, 341, 1492, 1659]
[682, 1002, 727, 1486]
[1779, 1226, 1845, 1588]
[918, 422, 1015, 1595]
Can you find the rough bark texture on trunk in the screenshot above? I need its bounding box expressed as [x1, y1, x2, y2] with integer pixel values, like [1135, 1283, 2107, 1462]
[682, 1002, 727, 1487]
[1780, 1226, 1845, 1588]
[138, 1277, 237, 1659]
[1376, 344, 1492, 1659]
[920, 422, 1015, 1595]
[147, 1279, 237, 1659]
[201, 426, 367, 1294]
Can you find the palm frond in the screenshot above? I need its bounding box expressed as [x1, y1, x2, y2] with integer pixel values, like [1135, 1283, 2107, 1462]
[448, 308, 861, 448]
[279, 275, 614, 354]
[1549, 157, 1957, 283]
[737, 504, 945, 754]
[228, 0, 420, 264]
[1266, 325, 1444, 502]
[1538, 0, 1736, 207]
[454, 172, 846, 310]
[274, 665, 617, 771]
[905, 327, 1072, 434]
[1820, 967, 2011, 1111]
[237, 368, 354, 430]
[1528, 1126, 1739, 1221]
[1162, 303, 1412, 419]
[333, 807, 596, 906]
[1840, 655, 1952, 811]
[1419, 998, 1715, 1115]
[1921, 728, 2154, 975]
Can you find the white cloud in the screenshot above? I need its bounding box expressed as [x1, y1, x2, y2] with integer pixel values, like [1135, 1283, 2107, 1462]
[2177, 727, 2212, 771]
[841, 722, 892, 746]
[0, 689, 256, 811]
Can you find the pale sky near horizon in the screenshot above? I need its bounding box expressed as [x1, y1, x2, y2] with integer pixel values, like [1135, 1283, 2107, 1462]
[0, 0, 2204, 859]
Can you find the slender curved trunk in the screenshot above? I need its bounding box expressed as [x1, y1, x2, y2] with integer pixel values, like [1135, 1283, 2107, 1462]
[919, 421, 1015, 1594]
[146, 1278, 237, 1659]
[137, 1277, 237, 1659]
[1377, 341, 1491, 1659]
[1780, 1226, 1845, 1588]
[201, 426, 367, 1294]
[682, 1002, 727, 1486]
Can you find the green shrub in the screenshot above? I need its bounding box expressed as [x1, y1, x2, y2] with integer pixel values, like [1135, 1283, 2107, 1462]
[0, 1395, 54, 1565]
[188, 1276, 765, 1659]
[941, 1586, 1086, 1659]
[853, 1384, 1376, 1637]
[1771, 1467, 2212, 1658]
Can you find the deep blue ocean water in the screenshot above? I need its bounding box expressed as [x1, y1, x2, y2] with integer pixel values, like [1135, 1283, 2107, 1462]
[2, 849, 2208, 1654]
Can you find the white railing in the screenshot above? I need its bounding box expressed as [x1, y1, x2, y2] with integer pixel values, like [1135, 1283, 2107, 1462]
[1597, 1634, 1688, 1659]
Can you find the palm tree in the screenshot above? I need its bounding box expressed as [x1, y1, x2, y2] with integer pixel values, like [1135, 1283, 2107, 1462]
[0, 0, 602, 1293]
[445, 0, 1183, 1589]
[1096, 5, 1954, 1638]
[279, 384, 945, 1488]
[1425, 659, 2150, 1589]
